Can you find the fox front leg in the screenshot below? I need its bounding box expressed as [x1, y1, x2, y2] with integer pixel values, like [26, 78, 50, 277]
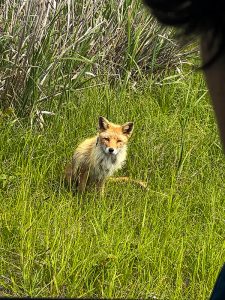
[77, 170, 89, 193]
[96, 180, 105, 196]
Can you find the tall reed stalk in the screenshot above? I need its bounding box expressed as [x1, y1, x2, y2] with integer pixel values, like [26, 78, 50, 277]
[0, 0, 195, 116]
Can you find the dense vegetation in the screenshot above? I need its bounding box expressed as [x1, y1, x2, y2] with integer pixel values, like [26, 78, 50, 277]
[0, 0, 193, 115]
[0, 0, 224, 299]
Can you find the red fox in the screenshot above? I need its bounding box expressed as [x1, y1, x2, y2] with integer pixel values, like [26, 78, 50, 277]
[64, 116, 134, 193]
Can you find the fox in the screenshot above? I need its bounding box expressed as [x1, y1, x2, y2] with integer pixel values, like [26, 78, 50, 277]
[64, 116, 135, 193]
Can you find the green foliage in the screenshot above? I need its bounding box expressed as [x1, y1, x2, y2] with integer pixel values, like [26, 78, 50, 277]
[0, 1, 219, 299]
[0, 0, 195, 115]
[0, 71, 224, 298]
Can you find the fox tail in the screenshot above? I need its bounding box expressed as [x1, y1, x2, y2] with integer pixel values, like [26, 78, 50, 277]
[108, 176, 148, 189]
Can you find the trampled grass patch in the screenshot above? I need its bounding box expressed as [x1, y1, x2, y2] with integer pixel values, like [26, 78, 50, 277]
[0, 73, 225, 299]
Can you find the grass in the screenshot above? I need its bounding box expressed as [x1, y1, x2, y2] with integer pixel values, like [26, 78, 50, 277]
[0, 0, 220, 299]
[0, 69, 225, 299]
[0, 0, 195, 114]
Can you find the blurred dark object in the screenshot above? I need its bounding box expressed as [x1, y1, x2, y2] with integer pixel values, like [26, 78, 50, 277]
[143, 0, 225, 67]
[210, 264, 225, 300]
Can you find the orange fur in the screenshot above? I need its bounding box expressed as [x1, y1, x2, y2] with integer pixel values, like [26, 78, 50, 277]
[108, 176, 148, 189]
[64, 116, 134, 193]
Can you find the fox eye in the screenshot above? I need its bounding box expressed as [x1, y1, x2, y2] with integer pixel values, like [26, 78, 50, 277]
[103, 137, 109, 141]
[117, 140, 122, 143]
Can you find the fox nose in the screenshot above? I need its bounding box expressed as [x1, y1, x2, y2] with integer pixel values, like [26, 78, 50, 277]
[108, 148, 114, 153]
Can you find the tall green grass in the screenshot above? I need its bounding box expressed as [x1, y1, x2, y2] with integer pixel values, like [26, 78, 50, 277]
[0, 70, 225, 299]
[0, 0, 196, 115]
[0, 1, 221, 299]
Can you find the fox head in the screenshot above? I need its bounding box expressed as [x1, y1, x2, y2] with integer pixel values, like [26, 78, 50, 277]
[97, 116, 134, 155]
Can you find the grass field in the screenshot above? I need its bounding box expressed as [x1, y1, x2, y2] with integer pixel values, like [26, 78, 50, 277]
[1, 70, 225, 299]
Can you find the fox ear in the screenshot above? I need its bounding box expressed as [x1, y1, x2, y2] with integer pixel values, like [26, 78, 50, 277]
[99, 116, 110, 131]
[122, 122, 134, 136]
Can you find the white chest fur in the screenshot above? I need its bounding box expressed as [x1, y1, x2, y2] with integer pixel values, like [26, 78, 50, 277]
[91, 144, 127, 181]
